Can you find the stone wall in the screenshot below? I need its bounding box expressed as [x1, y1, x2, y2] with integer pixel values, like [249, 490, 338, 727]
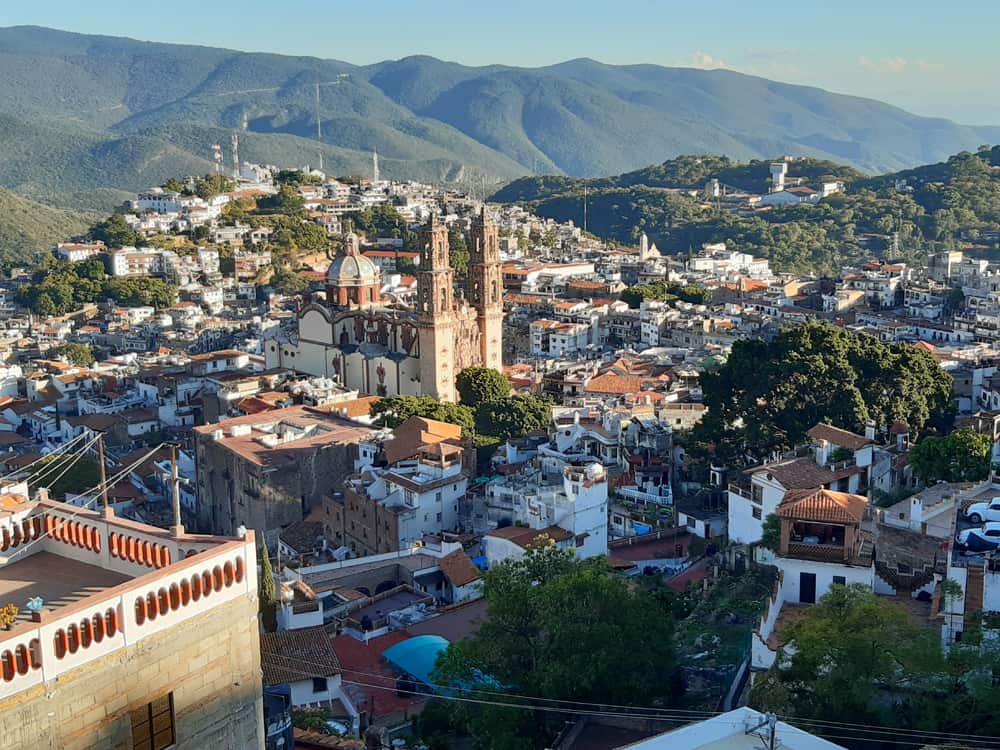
[0, 594, 264, 750]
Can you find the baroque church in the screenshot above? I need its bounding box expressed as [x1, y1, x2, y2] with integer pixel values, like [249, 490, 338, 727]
[265, 210, 503, 402]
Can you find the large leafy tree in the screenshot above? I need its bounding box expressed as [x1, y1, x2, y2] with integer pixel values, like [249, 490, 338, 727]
[456, 367, 511, 407]
[56, 342, 94, 368]
[691, 322, 953, 467]
[750, 583, 1000, 737]
[434, 548, 676, 749]
[475, 395, 550, 442]
[750, 584, 932, 725]
[91, 213, 143, 249]
[370, 395, 475, 432]
[909, 427, 993, 483]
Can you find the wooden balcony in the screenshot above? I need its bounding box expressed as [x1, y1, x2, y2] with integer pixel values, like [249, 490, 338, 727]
[786, 541, 850, 562]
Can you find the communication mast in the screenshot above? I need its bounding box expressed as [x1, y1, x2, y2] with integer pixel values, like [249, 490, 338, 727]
[211, 144, 223, 174]
[315, 81, 324, 173]
[372, 148, 379, 183]
[231, 133, 240, 180]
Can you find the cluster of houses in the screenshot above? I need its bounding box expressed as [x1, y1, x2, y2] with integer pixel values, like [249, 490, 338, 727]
[4, 157, 1000, 749]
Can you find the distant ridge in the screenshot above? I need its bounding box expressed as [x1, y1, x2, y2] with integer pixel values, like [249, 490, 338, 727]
[0, 25, 998, 210]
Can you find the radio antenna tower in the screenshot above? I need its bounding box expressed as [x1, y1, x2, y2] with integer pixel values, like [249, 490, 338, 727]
[372, 148, 379, 183]
[231, 133, 240, 180]
[315, 81, 324, 173]
[211, 144, 223, 174]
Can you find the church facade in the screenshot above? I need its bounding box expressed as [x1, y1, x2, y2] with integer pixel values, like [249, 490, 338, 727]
[265, 210, 503, 403]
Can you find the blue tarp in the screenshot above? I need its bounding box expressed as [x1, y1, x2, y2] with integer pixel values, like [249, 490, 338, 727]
[632, 521, 652, 535]
[382, 636, 450, 692]
[471, 555, 489, 571]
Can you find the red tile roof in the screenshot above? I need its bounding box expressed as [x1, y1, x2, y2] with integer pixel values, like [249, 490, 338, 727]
[261, 627, 341, 685]
[805, 424, 871, 452]
[777, 488, 868, 524]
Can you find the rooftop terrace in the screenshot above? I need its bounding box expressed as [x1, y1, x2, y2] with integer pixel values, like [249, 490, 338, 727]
[0, 495, 256, 702]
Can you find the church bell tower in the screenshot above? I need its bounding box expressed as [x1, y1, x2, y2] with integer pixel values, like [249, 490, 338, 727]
[416, 214, 457, 402]
[468, 206, 504, 372]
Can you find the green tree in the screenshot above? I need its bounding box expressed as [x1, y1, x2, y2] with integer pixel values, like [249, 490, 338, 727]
[193, 174, 235, 200]
[104, 277, 177, 308]
[690, 322, 953, 468]
[161, 178, 186, 193]
[259, 543, 277, 632]
[456, 367, 511, 407]
[56, 342, 94, 367]
[749, 584, 932, 725]
[30, 454, 102, 499]
[259, 185, 305, 215]
[448, 226, 470, 276]
[434, 548, 676, 749]
[369, 395, 475, 432]
[760, 513, 781, 552]
[270, 265, 310, 296]
[91, 214, 142, 249]
[275, 169, 321, 186]
[909, 427, 992, 483]
[475, 395, 551, 442]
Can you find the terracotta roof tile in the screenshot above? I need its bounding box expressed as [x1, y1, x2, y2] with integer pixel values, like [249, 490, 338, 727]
[748, 456, 863, 490]
[806, 424, 872, 451]
[777, 488, 868, 524]
[486, 525, 573, 549]
[260, 627, 341, 686]
[437, 550, 481, 588]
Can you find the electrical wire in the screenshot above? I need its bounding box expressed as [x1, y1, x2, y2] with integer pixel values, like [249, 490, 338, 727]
[1, 431, 90, 483]
[26, 433, 101, 486]
[267, 654, 1000, 747]
[8, 443, 166, 559]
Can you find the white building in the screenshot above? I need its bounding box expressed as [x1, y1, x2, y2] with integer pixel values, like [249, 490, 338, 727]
[530, 319, 592, 357]
[621, 707, 844, 750]
[54, 242, 105, 263]
[484, 461, 608, 563]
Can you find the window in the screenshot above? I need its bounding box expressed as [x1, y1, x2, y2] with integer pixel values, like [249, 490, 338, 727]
[312, 677, 328, 693]
[130, 693, 175, 750]
[686, 516, 697, 529]
[751, 485, 763, 505]
[833, 576, 846, 586]
[752, 507, 762, 520]
[436, 512, 442, 522]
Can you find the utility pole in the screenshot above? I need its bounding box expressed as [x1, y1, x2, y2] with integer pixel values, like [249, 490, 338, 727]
[583, 183, 588, 234]
[97, 433, 111, 516]
[170, 444, 184, 537]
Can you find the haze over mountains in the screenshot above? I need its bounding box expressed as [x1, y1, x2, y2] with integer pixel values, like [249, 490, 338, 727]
[2, 25, 999, 213]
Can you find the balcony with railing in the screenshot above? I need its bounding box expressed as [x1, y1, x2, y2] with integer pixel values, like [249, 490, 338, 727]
[0, 498, 256, 701]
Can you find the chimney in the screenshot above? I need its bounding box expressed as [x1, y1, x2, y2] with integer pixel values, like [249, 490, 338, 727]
[910, 496, 923, 531]
[865, 421, 876, 441]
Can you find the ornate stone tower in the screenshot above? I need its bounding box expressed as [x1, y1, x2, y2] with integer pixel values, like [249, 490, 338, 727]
[416, 214, 457, 401]
[469, 206, 504, 371]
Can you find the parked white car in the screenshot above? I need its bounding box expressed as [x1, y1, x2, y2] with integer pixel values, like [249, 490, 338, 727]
[964, 498, 1000, 524]
[956, 522, 1000, 551]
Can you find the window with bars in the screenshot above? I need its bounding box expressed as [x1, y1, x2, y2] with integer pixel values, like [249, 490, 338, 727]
[130, 693, 175, 750]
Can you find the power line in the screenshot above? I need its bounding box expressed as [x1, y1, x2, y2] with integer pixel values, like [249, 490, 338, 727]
[29, 434, 102, 490]
[27, 433, 101, 486]
[0, 431, 90, 484]
[267, 656, 1000, 747]
[6, 443, 166, 560]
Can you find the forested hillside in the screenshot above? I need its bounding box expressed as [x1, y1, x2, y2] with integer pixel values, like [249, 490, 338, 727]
[492, 147, 1000, 274]
[0, 188, 94, 264]
[1, 25, 999, 213]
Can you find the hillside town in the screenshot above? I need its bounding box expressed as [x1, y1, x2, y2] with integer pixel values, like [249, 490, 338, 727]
[3, 153, 1000, 750]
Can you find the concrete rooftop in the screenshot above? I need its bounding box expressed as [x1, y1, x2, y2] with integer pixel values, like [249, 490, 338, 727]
[0, 552, 131, 624]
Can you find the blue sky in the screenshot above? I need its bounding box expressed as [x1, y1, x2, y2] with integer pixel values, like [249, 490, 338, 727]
[3, 0, 999, 123]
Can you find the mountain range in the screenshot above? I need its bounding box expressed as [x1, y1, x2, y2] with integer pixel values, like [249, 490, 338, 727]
[2, 24, 999, 216]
